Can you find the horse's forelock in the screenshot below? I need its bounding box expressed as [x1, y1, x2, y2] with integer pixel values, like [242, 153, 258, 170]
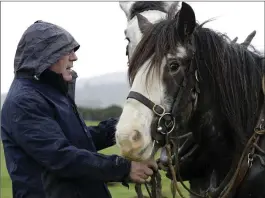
[128, 16, 180, 86]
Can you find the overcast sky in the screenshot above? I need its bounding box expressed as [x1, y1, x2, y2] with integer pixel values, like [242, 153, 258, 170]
[1, 2, 264, 93]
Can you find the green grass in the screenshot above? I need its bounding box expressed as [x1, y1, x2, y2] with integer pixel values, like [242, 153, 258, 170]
[1, 144, 12, 198]
[0, 121, 189, 198]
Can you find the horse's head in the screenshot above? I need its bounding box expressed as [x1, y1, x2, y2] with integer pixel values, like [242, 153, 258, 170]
[119, 1, 179, 61]
[115, 2, 199, 161]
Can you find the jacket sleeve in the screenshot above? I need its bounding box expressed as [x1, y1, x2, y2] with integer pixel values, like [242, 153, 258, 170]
[8, 92, 131, 182]
[87, 118, 118, 151]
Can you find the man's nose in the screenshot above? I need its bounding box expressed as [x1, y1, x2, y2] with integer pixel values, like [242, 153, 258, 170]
[70, 52, 78, 61]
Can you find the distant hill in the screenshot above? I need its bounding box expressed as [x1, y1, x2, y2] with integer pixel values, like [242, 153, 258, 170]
[1, 71, 130, 109]
[75, 72, 130, 108]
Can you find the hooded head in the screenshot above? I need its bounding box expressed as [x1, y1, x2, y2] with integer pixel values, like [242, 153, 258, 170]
[14, 20, 80, 79]
[14, 20, 80, 98]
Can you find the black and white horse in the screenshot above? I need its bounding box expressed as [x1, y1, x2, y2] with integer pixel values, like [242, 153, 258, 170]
[117, 2, 264, 197]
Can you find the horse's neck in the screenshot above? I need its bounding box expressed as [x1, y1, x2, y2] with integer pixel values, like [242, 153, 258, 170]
[194, 117, 235, 186]
[190, 83, 236, 182]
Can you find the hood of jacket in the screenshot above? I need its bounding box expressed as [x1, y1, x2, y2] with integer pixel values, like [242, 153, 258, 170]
[14, 20, 80, 78]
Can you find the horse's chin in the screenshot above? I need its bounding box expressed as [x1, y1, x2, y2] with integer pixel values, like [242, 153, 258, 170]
[121, 142, 154, 162]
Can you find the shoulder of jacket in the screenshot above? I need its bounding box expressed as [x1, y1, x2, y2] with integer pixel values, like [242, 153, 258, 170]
[10, 87, 48, 108]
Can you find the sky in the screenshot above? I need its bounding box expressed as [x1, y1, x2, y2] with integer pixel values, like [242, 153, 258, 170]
[1, 1, 264, 93]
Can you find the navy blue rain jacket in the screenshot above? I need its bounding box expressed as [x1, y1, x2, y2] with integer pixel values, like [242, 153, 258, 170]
[1, 20, 131, 198]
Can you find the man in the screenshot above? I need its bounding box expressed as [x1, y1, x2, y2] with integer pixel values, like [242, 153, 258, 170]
[1, 20, 157, 198]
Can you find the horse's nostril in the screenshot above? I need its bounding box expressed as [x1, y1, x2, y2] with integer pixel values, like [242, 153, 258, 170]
[132, 130, 142, 142]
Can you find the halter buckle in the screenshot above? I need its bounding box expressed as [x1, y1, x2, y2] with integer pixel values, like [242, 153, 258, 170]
[152, 104, 165, 116]
[247, 153, 254, 168]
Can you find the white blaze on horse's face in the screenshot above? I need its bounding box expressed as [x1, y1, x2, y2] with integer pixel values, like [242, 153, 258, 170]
[115, 58, 169, 161]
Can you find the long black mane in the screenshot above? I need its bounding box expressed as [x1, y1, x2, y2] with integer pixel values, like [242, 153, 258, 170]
[128, 11, 264, 145]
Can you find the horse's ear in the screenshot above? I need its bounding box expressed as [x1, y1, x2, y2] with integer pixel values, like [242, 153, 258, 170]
[175, 2, 196, 41]
[241, 30, 256, 47]
[119, 1, 135, 20]
[231, 37, 238, 43]
[137, 14, 152, 34]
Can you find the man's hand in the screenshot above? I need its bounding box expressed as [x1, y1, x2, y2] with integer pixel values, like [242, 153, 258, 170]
[129, 160, 158, 184]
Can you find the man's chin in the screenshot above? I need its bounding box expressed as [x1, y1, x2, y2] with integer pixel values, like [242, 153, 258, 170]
[63, 74, 73, 82]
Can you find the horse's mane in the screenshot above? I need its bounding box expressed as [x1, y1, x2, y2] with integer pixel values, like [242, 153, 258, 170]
[128, 10, 264, 144]
[193, 27, 264, 142]
[130, 1, 167, 20]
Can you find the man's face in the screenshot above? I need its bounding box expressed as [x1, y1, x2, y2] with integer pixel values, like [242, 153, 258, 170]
[49, 51, 78, 81]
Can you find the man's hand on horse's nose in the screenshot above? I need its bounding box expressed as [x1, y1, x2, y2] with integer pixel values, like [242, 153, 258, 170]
[129, 160, 158, 184]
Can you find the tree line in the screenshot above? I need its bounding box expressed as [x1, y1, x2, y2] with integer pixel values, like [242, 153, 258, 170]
[77, 105, 122, 121]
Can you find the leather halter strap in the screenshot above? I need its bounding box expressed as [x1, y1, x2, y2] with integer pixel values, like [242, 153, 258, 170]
[127, 91, 165, 116]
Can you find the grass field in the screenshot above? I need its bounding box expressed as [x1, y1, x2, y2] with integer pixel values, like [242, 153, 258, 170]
[1, 121, 189, 198]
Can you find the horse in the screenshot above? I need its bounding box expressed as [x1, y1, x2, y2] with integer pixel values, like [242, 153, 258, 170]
[116, 2, 265, 198]
[119, 1, 259, 197]
[119, 2, 213, 197]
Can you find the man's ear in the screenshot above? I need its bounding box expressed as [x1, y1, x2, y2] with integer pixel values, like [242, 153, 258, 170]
[119, 1, 135, 21]
[175, 2, 196, 41]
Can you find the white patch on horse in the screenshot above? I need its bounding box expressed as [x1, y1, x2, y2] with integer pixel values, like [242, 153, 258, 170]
[115, 58, 168, 160]
[167, 46, 187, 60]
[176, 46, 187, 58]
[167, 54, 176, 59]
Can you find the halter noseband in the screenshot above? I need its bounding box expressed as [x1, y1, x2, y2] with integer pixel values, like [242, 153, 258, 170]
[127, 91, 176, 145]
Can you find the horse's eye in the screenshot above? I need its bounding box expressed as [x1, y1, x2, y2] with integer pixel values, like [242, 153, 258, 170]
[169, 62, 179, 72]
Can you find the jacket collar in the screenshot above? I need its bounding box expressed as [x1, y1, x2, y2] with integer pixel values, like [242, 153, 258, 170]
[39, 69, 68, 95]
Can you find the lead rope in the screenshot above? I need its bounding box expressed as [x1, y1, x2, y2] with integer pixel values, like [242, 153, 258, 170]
[135, 184, 144, 198]
[135, 143, 163, 198]
[150, 170, 162, 198]
[165, 135, 186, 198]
